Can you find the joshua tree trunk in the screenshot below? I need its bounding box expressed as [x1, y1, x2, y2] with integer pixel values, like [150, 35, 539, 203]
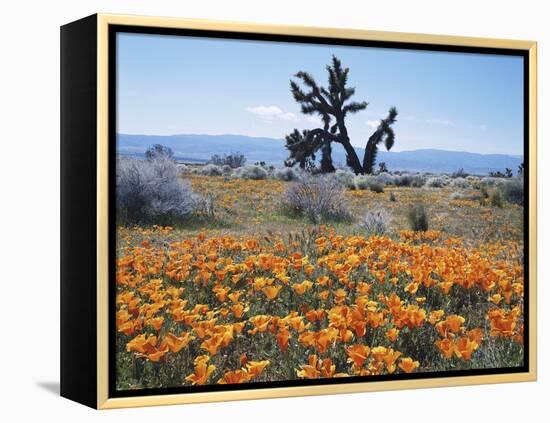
[320, 141, 336, 173]
[337, 119, 363, 174]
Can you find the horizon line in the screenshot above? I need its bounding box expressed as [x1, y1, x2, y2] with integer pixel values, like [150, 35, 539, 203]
[117, 132, 523, 158]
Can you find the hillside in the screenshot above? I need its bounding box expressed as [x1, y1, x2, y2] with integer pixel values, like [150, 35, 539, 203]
[117, 133, 522, 175]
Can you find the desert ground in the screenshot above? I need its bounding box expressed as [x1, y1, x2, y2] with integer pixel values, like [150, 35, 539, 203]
[115, 162, 524, 390]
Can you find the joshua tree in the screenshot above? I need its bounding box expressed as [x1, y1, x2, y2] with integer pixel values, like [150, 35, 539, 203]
[285, 55, 397, 174]
[362, 107, 397, 174]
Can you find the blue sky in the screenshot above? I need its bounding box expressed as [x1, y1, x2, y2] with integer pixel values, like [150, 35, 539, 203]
[117, 33, 524, 155]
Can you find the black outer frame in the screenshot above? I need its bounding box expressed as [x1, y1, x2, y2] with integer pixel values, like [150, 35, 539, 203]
[60, 14, 530, 409]
[60, 14, 98, 408]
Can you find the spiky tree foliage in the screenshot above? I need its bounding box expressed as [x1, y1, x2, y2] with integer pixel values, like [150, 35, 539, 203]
[285, 56, 397, 174]
[287, 56, 367, 174]
[284, 128, 335, 172]
[362, 107, 398, 174]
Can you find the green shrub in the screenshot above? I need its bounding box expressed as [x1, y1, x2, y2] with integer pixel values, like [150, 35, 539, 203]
[490, 190, 503, 208]
[369, 181, 385, 193]
[406, 203, 429, 231]
[500, 178, 524, 205]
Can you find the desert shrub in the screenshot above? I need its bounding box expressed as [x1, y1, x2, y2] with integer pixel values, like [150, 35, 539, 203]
[357, 208, 391, 236]
[353, 175, 385, 192]
[393, 174, 412, 187]
[353, 175, 373, 190]
[221, 164, 233, 176]
[411, 175, 426, 187]
[426, 176, 448, 188]
[406, 203, 429, 231]
[500, 178, 524, 205]
[450, 191, 463, 200]
[389, 192, 397, 202]
[188, 166, 201, 174]
[145, 144, 174, 161]
[116, 156, 200, 225]
[450, 178, 471, 189]
[490, 190, 503, 208]
[200, 164, 224, 176]
[177, 164, 189, 175]
[333, 169, 355, 189]
[369, 181, 385, 193]
[209, 152, 246, 168]
[393, 174, 425, 187]
[480, 177, 506, 187]
[375, 172, 394, 185]
[274, 167, 302, 181]
[281, 176, 352, 223]
[451, 168, 468, 178]
[233, 165, 269, 180]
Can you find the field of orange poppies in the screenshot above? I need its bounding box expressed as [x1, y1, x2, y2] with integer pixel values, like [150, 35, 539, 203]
[115, 176, 524, 390]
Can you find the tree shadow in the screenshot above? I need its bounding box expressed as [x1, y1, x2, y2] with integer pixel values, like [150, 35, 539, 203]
[36, 381, 60, 396]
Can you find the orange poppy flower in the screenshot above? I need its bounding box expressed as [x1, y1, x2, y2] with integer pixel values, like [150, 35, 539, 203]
[386, 328, 400, 342]
[276, 328, 291, 352]
[246, 360, 270, 378]
[185, 356, 216, 385]
[262, 285, 283, 300]
[160, 332, 195, 353]
[398, 357, 420, 373]
[346, 345, 370, 368]
[292, 280, 313, 295]
[218, 369, 251, 384]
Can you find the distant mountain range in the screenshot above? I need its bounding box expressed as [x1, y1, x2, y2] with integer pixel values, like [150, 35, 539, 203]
[117, 133, 522, 175]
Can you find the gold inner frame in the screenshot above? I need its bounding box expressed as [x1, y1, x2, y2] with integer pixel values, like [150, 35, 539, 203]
[96, 13, 537, 409]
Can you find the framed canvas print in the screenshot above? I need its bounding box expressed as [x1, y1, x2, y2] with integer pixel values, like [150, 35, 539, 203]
[60, 14, 537, 409]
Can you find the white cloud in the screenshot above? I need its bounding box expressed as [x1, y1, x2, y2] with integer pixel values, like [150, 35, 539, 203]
[246, 105, 298, 122]
[366, 120, 380, 128]
[280, 112, 299, 122]
[426, 118, 453, 126]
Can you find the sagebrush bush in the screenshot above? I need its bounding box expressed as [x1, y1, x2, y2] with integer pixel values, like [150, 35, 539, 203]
[426, 176, 448, 188]
[209, 152, 246, 168]
[450, 191, 463, 200]
[500, 178, 524, 205]
[394, 174, 425, 187]
[353, 175, 373, 190]
[281, 176, 352, 223]
[200, 164, 224, 176]
[357, 208, 392, 236]
[406, 203, 429, 231]
[480, 176, 506, 187]
[233, 165, 269, 180]
[332, 169, 355, 189]
[450, 177, 471, 189]
[116, 157, 201, 225]
[274, 167, 302, 181]
[177, 163, 189, 175]
[490, 190, 503, 208]
[375, 172, 395, 185]
[221, 164, 233, 176]
[353, 175, 386, 192]
[369, 181, 385, 193]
